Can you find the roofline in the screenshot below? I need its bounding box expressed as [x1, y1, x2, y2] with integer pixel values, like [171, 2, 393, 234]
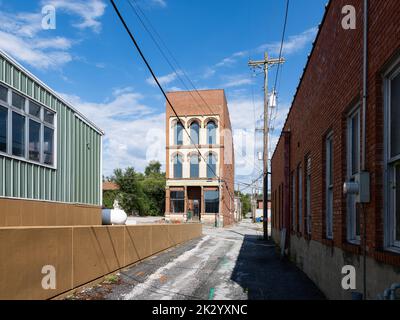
[0, 49, 104, 136]
[272, 0, 331, 160]
[166, 88, 225, 94]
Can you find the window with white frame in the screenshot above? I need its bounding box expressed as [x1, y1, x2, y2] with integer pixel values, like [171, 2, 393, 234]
[175, 121, 184, 146]
[347, 107, 361, 243]
[173, 154, 183, 179]
[305, 156, 312, 235]
[291, 172, 296, 230]
[207, 153, 217, 179]
[207, 121, 217, 145]
[385, 63, 400, 249]
[190, 154, 200, 178]
[326, 132, 334, 239]
[298, 165, 303, 233]
[190, 121, 200, 145]
[0, 83, 56, 167]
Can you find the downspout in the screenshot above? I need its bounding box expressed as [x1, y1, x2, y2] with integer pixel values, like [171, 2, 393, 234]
[362, 0, 369, 300]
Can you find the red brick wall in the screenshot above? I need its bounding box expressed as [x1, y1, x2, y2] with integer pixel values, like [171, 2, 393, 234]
[271, 0, 400, 266]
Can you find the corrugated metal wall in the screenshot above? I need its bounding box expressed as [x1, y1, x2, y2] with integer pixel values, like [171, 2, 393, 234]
[0, 54, 102, 206]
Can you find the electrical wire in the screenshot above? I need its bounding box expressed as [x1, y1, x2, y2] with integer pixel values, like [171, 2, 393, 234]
[110, 0, 237, 215]
[128, 0, 263, 178]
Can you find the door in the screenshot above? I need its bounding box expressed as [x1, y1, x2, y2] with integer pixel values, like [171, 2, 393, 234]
[193, 200, 200, 221]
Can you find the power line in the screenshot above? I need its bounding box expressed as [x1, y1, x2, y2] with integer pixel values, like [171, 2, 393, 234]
[269, 0, 290, 141]
[127, 0, 263, 177]
[110, 0, 236, 212]
[272, 0, 290, 95]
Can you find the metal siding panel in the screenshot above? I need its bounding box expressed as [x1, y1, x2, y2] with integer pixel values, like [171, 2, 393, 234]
[39, 167, 44, 200]
[71, 113, 75, 203]
[0, 157, 3, 196]
[27, 164, 32, 199]
[84, 123, 88, 204]
[79, 120, 83, 204]
[12, 160, 17, 197]
[61, 105, 65, 202]
[21, 74, 27, 95]
[56, 101, 61, 202]
[89, 128, 93, 204]
[20, 162, 25, 198]
[0, 58, 4, 82]
[5, 61, 11, 85]
[0, 57, 102, 205]
[13, 68, 19, 91]
[5, 158, 11, 196]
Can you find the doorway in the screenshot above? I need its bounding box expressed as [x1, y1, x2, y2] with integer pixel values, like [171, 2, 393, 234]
[187, 187, 201, 222]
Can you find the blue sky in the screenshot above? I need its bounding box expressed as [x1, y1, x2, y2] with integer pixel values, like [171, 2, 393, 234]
[0, 0, 327, 187]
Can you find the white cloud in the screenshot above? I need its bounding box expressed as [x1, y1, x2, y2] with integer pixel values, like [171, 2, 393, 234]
[151, 0, 167, 8]
[42, 0, 106, 33]
[215, 50, 248, 68]
[0, 1, 106, 69]
[222, 75, 254, 88]
[227, 95, 264, 178]
[146, 70, 182, 87]
[203, 27, 317, 79]
[257, 27, 318, 56]
[59, 89, 165, 176]
[0, 30, 72, 69]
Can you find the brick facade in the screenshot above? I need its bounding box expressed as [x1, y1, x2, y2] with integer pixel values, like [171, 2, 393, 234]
[271, 0, 400, 299]
[165, 90, 235, 227]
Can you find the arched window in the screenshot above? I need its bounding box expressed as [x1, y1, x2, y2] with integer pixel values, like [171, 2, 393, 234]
[207, 121, 217, 145]
[175, 121, 184, 145]
[190, 121, 200, 145]
[174, 154, 183, 178]
[190, 154, 200, 178]
[207, 153, 217, 179]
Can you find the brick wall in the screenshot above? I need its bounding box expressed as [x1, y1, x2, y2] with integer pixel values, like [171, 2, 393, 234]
[271, 0, 400, 268]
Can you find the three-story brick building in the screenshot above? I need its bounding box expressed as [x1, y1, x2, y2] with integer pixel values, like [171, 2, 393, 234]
[165, 89, 235, 227]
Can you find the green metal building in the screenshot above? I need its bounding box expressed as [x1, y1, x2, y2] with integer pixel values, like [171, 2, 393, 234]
[0, 49, 104, 227]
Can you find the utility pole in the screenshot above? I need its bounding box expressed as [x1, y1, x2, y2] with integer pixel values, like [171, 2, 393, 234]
[249, 52, 285, 240]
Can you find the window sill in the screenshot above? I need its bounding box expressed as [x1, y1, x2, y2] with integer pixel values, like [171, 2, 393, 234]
[342, 242, 361, 255]
[0, 151, 56, 170]
[322, 238, 334, 247]
[374, 248, 400, 268]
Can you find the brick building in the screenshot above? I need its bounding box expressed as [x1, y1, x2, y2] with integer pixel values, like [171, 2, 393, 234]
[165, 89, 235, 227]
[271, 0, 400, 299]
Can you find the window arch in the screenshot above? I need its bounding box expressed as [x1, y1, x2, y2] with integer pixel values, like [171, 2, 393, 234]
[175, 121, 184, 145]
[206, 121, 217, 145]
[190, 154, 200, 178]
[190, 121, 200, 145]
[173, 154, 183, 178]
[207, 153, 217, 179]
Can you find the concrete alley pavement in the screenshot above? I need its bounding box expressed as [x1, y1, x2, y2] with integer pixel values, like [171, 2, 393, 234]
[71, 220, 325, 300]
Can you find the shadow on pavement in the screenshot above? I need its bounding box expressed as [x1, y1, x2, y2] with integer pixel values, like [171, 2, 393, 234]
[231, 235, 326, 300]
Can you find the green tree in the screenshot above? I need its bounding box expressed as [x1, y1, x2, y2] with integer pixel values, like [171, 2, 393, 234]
[142, 161, 166, 216]
[103, 190, 119, 209]
[110, 162, 166, 216]
[235, 191, 252, 218]
[114, 167, 148, 216]
[145, 161, 162, 176]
